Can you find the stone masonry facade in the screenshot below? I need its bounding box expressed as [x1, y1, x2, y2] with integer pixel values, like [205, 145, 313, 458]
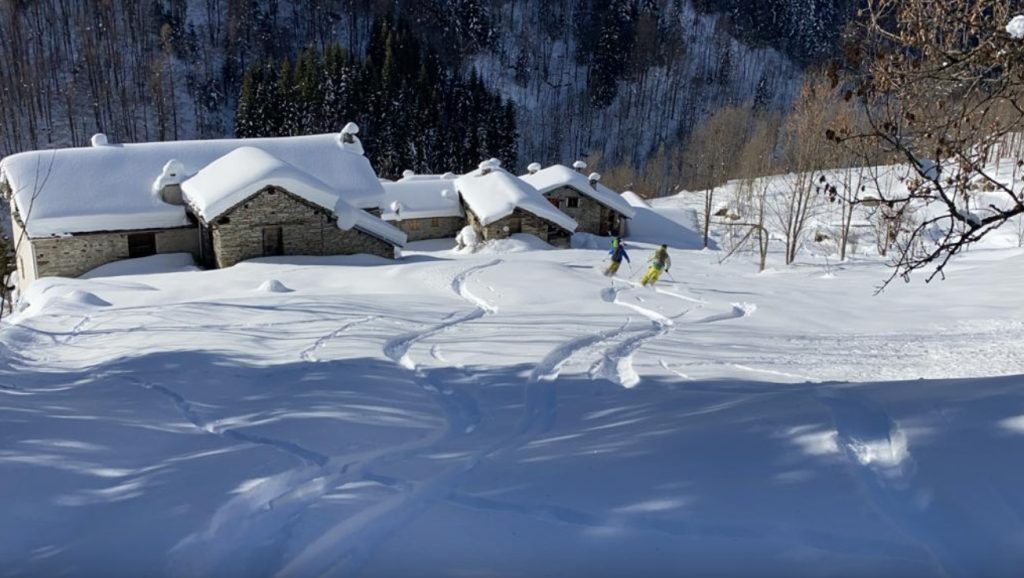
[543, 186, 623, 236]
[27, 225, 198, 281]
[208, 186, 394, 268]
[391, 215, 465, 242]
[465, 206, 572, 248]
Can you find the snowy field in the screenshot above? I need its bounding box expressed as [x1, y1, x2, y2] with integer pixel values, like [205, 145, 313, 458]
[3, 238, 1024, 577]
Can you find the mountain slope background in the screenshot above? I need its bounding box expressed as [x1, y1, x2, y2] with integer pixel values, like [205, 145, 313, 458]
[0, 0, 855, 181]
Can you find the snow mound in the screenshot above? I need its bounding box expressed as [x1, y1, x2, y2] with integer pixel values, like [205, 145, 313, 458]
[83, 253, 197, 279]
[454, 226, 481, 253]
[1009, 15, 1024, 39]
[60, 290, 112, 308]
[256, 280, 294, 293]
[475, 234, 553, 254]
[623, 192, 709, 250]
[571, 232, 611, 250]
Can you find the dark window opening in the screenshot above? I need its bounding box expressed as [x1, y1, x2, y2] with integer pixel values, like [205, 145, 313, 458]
[262, 227, 284, 256]
[217, 216, 231, 225]
[566, 197, 581, 209]
[128, 233, 157, 258]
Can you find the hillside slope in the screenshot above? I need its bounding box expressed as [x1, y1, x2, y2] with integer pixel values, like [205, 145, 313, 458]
[2, 237, 1024, 576]
[0, 0, 805, 171]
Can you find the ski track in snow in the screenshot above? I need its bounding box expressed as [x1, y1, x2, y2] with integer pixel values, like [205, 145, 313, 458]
[530, 322, 630, 383]
[696, 302, 757, 324]
[593, 286, 677, 388]
[278, 259, 572, 577]
[299, 316, 374, 363]
[177, 262, 506, 576]
[383, 260, 502, 371]
[53, 314, 93, 345]
[126, 377, 328, 467]
[816, 389, 1002, 578]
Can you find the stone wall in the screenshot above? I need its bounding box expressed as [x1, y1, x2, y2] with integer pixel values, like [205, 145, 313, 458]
[389, 215, 465, 242]
[466, 207, 571, 248]
[11, 211, 37, 285]
[29, 226, 199, 280]
[544, 186, 623, 236]
[210, 186, 394, 268]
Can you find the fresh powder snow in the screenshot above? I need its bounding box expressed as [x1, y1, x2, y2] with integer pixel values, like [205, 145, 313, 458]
[2, 187, 1024, 576]
[1008, 15, 1024, 39]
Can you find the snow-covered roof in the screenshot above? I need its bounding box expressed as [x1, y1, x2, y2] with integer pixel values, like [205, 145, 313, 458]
[455, 166, 577, 232]
[521, 165, 636, 218]
[182, 147, 405, 246]
[1, 132, 384, 238]
[381, 175, 463, 221]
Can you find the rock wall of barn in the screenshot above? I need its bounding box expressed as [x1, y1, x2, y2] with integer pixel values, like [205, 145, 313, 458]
[544, 186, 622, 236]
[389, 216, 465, 242]
[28, 226, 198, 282]
[466, 207, 571, 248]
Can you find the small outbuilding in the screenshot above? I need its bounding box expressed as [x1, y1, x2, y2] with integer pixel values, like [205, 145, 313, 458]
[455, 161, 577, 247]
[381, 173, 465, 242]
[521, 164, 636, 237]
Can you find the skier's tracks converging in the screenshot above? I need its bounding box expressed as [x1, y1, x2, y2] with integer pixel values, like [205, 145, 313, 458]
[594, 285, 679, 388]
[383, 259, 502, 370]
[300, 316, 375, 362]
[530, 322, 629, 383]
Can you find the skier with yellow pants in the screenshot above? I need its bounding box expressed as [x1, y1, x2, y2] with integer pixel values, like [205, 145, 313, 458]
[641, 244, 672, 287]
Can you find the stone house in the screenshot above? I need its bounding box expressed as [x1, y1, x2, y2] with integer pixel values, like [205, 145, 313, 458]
[181, 147, 405, 268]
[1, 125, 402, 287]
[381, 174, 466, 242]
[521, 164, 636, 237]
[455, 161, 577, 247]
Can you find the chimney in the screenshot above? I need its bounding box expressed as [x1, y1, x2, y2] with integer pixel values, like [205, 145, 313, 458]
[589, 172, 602, 188]
[340, 122, 360, 144]
[527, 162, 542, 175]
[572, 160, 587, 172]
[152, 159, 186, 205]
[478, 160, 496, 175]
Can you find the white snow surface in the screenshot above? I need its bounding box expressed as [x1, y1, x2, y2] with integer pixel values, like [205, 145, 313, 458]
[182, 147, 405, 247]
[3, 228, 1024, 576]
[1008, 15, 1024, 39]
[623, 191, 707, 249]
[455, 167, 578, 231]
[1, 133, 385, 238]
[380, 175, 463, 221]
[520, 164, 637, 218]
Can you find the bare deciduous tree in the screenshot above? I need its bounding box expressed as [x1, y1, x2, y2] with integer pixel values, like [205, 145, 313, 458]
[683, 105, 753, 249]
[836, 0, 1024, 286]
